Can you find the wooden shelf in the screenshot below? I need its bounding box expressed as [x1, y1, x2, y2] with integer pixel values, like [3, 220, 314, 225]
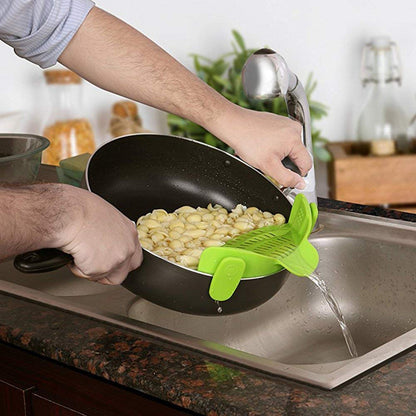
[326, 141, 416, 206]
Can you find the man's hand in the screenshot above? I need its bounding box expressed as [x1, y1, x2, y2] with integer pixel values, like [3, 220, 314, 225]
[55, 186, 143, 285]
[209, 105, 312, 189]
[0, 184, 142, 285]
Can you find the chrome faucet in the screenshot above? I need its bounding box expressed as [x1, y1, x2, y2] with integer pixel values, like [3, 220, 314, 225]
[242, 48, 317, 206]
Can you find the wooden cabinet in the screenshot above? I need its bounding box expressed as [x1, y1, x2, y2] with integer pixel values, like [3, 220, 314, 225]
[0, 342, 195, 416]
[0, 376, 34, 416]
[31, 393, 86, 416]
[326, 141, 416, 211]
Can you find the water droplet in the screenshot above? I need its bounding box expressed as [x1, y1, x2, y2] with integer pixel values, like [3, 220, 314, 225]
[215, 301, 223, 314]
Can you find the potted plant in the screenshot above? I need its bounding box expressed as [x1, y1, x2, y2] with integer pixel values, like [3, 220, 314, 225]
[168, 30, 330, 161]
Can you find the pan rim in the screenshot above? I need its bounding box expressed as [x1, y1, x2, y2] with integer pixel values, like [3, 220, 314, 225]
[85, 132, 287, 194]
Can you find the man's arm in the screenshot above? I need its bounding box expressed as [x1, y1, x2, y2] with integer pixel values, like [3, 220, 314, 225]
[0, 184, 142, 284]
[59, 7, 311, 188]
[0, 184, 66, 257]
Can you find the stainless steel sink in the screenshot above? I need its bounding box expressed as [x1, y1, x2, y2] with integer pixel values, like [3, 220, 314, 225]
[1, 208, 415, 389]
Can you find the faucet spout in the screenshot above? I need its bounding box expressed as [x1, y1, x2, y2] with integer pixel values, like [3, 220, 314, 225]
[242, 48, 317, 206]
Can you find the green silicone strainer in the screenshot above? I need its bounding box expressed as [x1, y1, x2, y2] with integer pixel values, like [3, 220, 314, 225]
[198, 194, 319, 301]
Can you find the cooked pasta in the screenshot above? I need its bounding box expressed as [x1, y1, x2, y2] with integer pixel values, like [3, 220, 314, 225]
[136, 204, 286, 270]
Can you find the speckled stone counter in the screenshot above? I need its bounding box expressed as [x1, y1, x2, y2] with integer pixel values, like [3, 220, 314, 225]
[1, 286, 415, 416]
[1, 167, 415, 415]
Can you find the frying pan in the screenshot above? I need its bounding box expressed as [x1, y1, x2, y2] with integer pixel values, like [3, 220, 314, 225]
[14, 134, 293, 315]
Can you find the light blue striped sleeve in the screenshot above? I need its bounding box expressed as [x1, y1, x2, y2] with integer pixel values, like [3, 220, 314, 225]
[0, 0, 95, 68]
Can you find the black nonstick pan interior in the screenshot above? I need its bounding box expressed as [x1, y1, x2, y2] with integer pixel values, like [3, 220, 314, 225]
[85, 134, 293, 315]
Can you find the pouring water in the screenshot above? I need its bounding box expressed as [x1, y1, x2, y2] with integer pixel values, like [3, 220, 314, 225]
[307, 272, 358, 358]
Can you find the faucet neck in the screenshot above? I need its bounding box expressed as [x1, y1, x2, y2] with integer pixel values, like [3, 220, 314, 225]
[242, 49, 318, 207]
[285, 79, 313, 156]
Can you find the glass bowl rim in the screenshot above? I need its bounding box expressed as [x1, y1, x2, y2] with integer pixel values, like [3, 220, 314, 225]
[0, 134, 50, 163]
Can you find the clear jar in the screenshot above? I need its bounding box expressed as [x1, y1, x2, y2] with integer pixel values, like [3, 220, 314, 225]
[356, 37, 409, 155]
[109, 100, 148, 138]
[41, 69, 95, 165]
[409, 109, 416, 153]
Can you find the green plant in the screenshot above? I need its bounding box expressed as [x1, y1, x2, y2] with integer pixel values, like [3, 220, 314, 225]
[168, 30, 331, 161]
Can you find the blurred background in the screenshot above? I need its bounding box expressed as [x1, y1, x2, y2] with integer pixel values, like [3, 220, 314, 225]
[1, 0, 415, 208]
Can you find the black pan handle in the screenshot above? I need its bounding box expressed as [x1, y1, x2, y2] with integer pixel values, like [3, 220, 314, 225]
[14, 249, 73, 273]
[282, 156, 301, 176]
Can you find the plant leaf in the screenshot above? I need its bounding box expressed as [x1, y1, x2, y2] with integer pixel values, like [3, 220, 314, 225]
[204, 133, 220, 147]
[185, 122, 206, 135]
[212, 75, 232, 90]
[167, 114, 188, 128]
[189, 53, 213, 64]
[193, 55, 201, 72]
[222, 91, 239, 103]
[212, 59, 228, 76]
[313, 142, 332, 162]
[232, 30, 246, 52]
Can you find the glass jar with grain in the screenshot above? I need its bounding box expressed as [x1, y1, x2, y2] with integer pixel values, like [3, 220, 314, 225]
[41, 69, 95, 165]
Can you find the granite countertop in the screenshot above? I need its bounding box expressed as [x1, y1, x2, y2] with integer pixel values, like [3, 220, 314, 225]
[0, 167, 415, 415]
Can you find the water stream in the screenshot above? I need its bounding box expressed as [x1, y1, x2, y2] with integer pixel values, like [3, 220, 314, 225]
[307, 272, 359, 358]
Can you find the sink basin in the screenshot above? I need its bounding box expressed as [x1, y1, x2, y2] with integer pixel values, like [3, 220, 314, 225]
[1, 208, 415, 389]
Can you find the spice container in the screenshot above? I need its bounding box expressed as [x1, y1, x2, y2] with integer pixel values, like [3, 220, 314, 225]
[109, 100, 149, 138]
[41, 69, 95, 165]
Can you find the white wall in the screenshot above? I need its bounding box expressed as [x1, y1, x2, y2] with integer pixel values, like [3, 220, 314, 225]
[1, 0, 416, 144]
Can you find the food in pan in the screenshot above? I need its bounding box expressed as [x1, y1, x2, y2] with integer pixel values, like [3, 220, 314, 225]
[136, 204, 286, 269]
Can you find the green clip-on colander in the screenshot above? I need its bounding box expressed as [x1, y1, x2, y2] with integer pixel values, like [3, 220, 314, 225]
[198, 194, 319, 301]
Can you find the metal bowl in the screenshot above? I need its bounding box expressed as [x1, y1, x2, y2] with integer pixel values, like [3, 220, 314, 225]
[0, 134, 50, 183]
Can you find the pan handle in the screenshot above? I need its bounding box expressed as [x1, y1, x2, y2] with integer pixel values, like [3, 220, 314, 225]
[14, 249, 73, 273]
[282, 156, 301, 176]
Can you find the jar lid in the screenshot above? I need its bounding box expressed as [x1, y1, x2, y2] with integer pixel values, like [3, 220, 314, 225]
[360, 36, 402, 85]
[43, 69, 82, 84]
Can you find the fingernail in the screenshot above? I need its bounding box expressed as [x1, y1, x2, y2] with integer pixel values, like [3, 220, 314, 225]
[295, 180, 305, 190]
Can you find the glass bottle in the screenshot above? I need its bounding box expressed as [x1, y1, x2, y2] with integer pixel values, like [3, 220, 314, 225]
[41, 69, 95, 165]
[409, 108, 416, 153]
[356, 36, 409, 156]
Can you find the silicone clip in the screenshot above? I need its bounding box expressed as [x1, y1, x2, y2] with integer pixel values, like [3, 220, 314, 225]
[208, 257, 246, 301]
